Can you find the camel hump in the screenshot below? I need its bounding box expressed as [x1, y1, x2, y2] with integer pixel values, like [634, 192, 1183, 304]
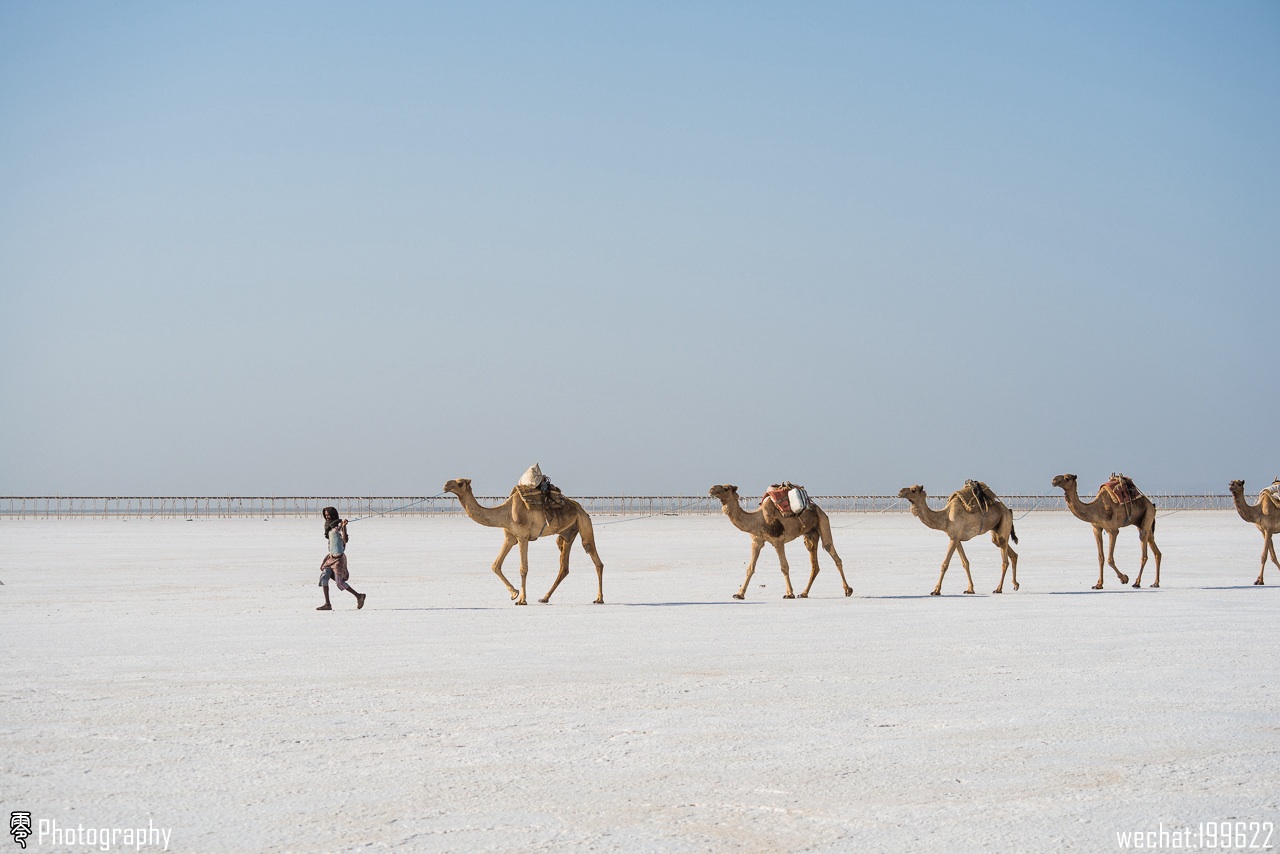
[1261, 481, 1280, 511]
[952, 480, 997, 512]
[762, 482, 810, 516]
[1099, 473, 1142, 505]
[512, 483, 576, 533]
[512, 482, 567, 510]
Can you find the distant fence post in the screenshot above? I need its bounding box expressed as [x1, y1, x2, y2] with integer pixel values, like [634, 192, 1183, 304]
[0, 493, 1239, 518]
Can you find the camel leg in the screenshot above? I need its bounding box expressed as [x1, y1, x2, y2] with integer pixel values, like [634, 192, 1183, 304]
[955, 541, 976, 594]
[825, 543, 853, 596]
[933, 540, 958, 596]
[540, 532, 574, 604]
[992, 532, 1007, 593]
[1147, 530, 1162, 588]
[1105, 529, 1129, 586]
[734, 539, 765, 600]
[773, 542, 796, 598]
[1132, 529, 1148, 587]
[514, 537, 530, 605]
[1092, 527, 1106, 589]
[578, 513, 605, 604]
[993, 538, 1009, 593]
[798, 533, 821, 598]
[1133, 522, 1160, 587]
[1257, 534, 1277, 585]
[818, 514, 853, 596]
[491, 532, 521, 600]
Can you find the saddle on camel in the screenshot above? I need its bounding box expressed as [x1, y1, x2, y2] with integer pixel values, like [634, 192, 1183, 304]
[1264, 478, 1280, 508]
[1099, 473, 1142, 506]
[761, 482, 811, 517]
[952, 479, 998, 514]
[513, 463, 572, 528]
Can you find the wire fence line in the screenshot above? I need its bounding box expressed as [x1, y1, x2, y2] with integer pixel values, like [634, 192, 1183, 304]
[0, 493, 1238, 519]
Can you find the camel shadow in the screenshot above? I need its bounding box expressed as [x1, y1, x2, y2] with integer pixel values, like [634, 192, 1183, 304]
[864, 594, 984, 600]
[1045, 589, 1147, 596]
[385, 606, 503, 612]
[622, 601, 763, 607]
[1200, 585, 1277, 591]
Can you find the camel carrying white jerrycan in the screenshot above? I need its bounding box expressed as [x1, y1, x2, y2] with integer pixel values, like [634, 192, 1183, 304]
[787, 486, 810, 514]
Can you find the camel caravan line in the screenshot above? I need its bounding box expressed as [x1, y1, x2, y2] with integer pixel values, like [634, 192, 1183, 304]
[443, 467, 1280, 604]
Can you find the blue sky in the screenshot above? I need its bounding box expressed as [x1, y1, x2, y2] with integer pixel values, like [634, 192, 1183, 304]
[2, 1, 1277, 496]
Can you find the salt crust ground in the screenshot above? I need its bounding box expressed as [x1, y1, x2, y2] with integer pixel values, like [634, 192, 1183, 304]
[2, 511, 1278, 853]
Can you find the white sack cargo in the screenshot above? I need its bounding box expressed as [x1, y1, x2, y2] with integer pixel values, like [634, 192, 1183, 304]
[519, 464, 547, 488]
[788, 486, 810, 513]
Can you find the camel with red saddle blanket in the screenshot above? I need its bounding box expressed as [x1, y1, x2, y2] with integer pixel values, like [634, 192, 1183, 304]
[1228, 479, 1280, 585]
[897, 481, 1019, 595]
[708, 483, 852, 600]
[1052, 473, 1162, 589]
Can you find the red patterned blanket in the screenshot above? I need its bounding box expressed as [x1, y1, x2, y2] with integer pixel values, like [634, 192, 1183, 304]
[761, 482, 809, 516]
[1099, 474, 1141, 505]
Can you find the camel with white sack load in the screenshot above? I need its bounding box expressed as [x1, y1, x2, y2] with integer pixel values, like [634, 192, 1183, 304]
[444, 464, 604, 605]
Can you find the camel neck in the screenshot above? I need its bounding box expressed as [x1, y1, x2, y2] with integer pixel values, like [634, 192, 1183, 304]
[907, 495, 949, 531]
[455, 489, 509, 528]
[1231, 489, 1261, 523]
[1060, 483, 1096, 522]
[720, 495, 761, 532]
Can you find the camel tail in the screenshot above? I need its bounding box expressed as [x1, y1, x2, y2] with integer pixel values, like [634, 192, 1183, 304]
[1010, 523, 1019, 545]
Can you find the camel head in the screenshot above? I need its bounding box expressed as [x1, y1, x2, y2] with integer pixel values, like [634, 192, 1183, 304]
[897, 485, 925, 502]
[443, 478, 472, 495]
[1228, 479, 1245, 496]
[1051, 473, 1077, 491]
[708, 484, 740, 506]
[897, 485, 926, 517]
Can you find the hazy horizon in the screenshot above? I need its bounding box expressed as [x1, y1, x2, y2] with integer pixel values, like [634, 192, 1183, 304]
[3, 2, 1277, 496]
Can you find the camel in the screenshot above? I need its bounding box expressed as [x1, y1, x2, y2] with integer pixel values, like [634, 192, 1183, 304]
[1051, 473, 1162, 589]
[442, 478, 604, 605]
[896, 484, 1020, 595]
[707, 484, 852, 600]
[1228, 480, 1280, 585]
